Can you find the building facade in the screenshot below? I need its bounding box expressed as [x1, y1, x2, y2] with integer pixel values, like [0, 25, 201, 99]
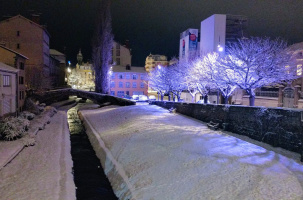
[50, 49, 66, 86]
[0, 45, 28, 112]
[0, 15, 52, 89]
[110, 65, 148, 97]
[179, 28, 199, 62]
[112, 41, 131, 66]
[145, 54, 168, 72]
[0, 62, 18, 118]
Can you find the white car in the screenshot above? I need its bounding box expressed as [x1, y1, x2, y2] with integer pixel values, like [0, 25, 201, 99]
[138, 95, 148, 101]
[148, 95, 156, 101]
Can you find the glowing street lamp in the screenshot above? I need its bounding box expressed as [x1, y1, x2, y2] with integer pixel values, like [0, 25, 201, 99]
[217, 44, 223, 52]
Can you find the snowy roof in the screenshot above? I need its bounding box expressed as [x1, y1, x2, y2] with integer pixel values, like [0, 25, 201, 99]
[112, 65, 146, 73]
[0, 62, 19, 73]
[50, 49, 65, 56]
[0, 45, 28, 59]
[287, 42, 303, 53]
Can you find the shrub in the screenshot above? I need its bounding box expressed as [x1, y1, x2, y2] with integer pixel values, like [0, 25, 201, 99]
[0, 117, 30, 141]
[19, 111, 35, 120]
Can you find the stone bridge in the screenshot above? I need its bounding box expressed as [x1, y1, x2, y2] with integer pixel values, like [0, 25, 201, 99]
[30, 89, 135, 106]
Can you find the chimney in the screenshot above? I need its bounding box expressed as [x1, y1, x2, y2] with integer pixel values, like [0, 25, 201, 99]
[31, 14, 40, 24]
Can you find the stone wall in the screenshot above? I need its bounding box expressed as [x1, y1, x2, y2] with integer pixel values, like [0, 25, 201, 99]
[151, 101, 303, 155]
[31, 89, 136, 106]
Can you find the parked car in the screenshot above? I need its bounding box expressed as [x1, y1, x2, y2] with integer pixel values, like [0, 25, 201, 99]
[148, 95, 156, 101]
[138, 95, 148, 102]
[132, 95, 139, 101]
[121, 95, 132, 100]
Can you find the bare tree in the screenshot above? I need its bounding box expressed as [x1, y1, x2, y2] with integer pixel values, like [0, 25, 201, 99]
[147, 66, 170, 101]
[92, 0, 113, 94]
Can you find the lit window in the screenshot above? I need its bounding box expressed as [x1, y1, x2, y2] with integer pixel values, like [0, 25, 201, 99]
[3, 75, 10, 87]
[126, 74, 130, 79]
[119, 82, 123, 88]
[297, 64, 302, 76]
[132, 82, 137, 88]
[111, 73, 115, 79]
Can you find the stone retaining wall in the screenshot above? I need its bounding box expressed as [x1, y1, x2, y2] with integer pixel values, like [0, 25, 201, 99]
[151, 101, 303, 155]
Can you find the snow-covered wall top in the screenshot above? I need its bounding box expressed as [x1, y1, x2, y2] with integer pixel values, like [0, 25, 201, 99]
[152, 101, 303, 156]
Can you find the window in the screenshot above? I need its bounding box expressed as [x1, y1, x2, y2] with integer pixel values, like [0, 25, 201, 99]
[132, 74, 137, 80]
[126, 91, 129, 95]
[116, 58, 120, 65]
[297, 64, 302, 76]
[132, 82, 137, 88]
[110, 91, 115, 96]
[110, 81, 115, 88]
[3, 75, 10, 87]
[126, 74, 130, 79]
[116, 43, 120, 49]
[118, 74, 123, 79]
[17, 43, 20, 49]
[117, 91, 124, 97]
[17, 31, 20, 36]
[19, 76, 24, 84]
[119, 82, 123, 88]
[116, 50, 120, 56]
[126, 82, 130, 88]
[140, 82, 145, 88]
[111, 73, 115, 79]
[19, 62, 24, 70]
[141, 74, 145, 80]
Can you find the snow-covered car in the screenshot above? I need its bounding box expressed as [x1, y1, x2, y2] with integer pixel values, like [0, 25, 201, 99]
[148, 95, 156, 101]
[138, 95, 148, 102]
[132, 95, 139, 101]
[121, 95, 132, 100]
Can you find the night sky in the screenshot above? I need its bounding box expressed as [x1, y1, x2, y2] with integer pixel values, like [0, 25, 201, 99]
[1, 0, 303, 66]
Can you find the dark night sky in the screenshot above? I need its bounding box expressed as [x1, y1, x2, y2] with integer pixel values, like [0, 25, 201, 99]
[1, 0, 303, 66]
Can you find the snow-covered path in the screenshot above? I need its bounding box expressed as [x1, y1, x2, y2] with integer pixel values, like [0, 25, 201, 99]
[80, 104, 303, 200]
[0, 111, 75, 200]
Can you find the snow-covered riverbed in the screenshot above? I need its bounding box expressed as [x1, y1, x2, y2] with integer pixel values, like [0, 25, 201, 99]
[80, 104, 303, 200]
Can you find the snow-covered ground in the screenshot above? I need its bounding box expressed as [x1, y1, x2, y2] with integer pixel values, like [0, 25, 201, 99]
[80, 103, 303, 200]
[0, 111, 75, 200]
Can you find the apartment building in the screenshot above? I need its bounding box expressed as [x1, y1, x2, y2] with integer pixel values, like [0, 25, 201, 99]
[0, 45, 28, 112]
[145, 54, 168, 72]
[0, 15, 51, 89]
[110, 65, 148, 97]
[0, 62, 18, 118]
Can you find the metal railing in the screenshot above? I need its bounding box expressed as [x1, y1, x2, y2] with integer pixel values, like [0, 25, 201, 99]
[255, 91, 279, 97]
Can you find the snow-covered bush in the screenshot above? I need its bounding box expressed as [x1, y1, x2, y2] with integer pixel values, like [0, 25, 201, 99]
[24, 98, 41, 115]
[22, 135, 36, 147]
[19, 111, 35, 120]
[0, 117, 30, 141]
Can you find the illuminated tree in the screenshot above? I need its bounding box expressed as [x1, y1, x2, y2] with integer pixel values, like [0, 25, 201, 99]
[218, 37, 297, 106]
[92, 0, 113, 94]
[147, 66, 170, 101]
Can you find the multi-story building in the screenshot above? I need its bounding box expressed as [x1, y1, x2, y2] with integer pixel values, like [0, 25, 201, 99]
[179, 28, 199, 62]
[0, 45, 28, 112]
[0, 62, 18, 118]
[112, 41, 131, 66]
[0, 15, 52, 89]
[110, 65, 148, 97]
[145, 54, 168, 72]
[50, 49, 66, 86]
[200, 14, 248, 55]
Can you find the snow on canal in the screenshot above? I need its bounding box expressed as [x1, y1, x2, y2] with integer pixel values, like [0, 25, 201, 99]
[79, 104, 303, 200]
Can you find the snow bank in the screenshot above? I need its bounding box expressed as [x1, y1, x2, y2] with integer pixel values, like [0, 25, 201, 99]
[80, 104, 303, 200]
[0, 111, 76, 200]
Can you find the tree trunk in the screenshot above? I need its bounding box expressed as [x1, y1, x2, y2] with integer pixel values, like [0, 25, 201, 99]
[168, 92, 171, 101]
[204, 95, 208, 104]
[192, 95, 195, 103]
[161, 95, 164, 101]
[249, 95, 255, 106]
[223, 96, 228, 104]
